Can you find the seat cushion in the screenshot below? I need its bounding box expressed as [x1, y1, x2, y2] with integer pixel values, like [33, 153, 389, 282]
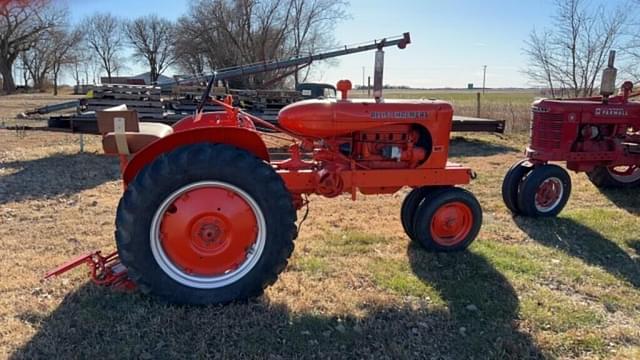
[102, 122, 174, 154]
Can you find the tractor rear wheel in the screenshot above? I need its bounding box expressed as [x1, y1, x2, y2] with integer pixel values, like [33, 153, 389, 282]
[501, 159, 533, 214]
[412, 187, 482, 252]
[586, 165, 640, 188]
[115, 143, 297, 305]
[517, 164, 571, 217]
[400, 186, 443, 241]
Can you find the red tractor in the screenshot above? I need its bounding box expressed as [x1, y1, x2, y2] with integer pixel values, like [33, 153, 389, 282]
[46, 34, 483, 305]
[503, 51, 640, 217]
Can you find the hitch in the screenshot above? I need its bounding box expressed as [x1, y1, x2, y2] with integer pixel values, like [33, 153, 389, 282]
[44, 250, 136, 291]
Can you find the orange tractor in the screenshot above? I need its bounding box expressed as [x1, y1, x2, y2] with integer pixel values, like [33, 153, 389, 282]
[47, 33, 483, 304]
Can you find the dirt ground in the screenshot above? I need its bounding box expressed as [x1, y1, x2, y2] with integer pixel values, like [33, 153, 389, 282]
[1, 99, 639, 359]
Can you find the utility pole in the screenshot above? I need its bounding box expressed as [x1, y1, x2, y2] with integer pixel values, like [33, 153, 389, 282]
[482, 65, 487, 94]
[362, 66, 365, 90]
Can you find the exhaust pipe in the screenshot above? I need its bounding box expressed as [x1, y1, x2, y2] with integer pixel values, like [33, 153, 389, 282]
[373, 49, 384, 102]
[600, 50, 617, 99]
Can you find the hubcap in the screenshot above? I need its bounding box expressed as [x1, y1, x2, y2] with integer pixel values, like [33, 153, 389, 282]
[150, 181, 266, 289]
[430, 201, 473, 246]
[607, 165, 640, 183]
[534, 177, 564, 212]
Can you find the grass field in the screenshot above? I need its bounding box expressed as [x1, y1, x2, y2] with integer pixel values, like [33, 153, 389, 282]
[1, 93, 639, 359]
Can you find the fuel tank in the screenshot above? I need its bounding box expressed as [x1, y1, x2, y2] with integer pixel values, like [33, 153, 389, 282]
[278, 98, 453, 138]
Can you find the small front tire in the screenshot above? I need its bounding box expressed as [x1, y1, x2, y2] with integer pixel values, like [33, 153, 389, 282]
[501, 159, 533, 214]
[412, 187, 482, 252]
[517, 164, 571, 217]
[400, 186, 443, 241]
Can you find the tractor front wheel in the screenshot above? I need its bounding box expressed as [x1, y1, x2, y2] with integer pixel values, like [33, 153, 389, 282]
[501, 159, 533, 214]
[412, 187, 482, 252]
[400, 186, 443, 241]
[115, 143, 297, 305]
[517, 164, 571, 217]
[587, 165, 640, 188]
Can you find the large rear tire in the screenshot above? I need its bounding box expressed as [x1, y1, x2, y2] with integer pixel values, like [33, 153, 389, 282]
[115, 143, 297, 305]
[412, 187, 482, 252]
[587, 165, 640, 188]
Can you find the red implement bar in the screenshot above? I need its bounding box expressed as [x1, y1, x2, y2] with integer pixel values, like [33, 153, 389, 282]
[44, 250, 136, 291]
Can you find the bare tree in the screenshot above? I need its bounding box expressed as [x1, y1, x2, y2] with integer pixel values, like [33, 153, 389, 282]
[289, 0, 348, 84]
[524, 29, 558, 97]
[20, 35, 54, 91]
[174, 18, 207, 77]
[623, 1, 640, 81]
[82, 13, 124, 83]
[124, 15, 175, 83]
[174, 0, 348, 88]
[181, 0, 292, 87]
[20, 28, 79, 94]
[68, 44, 87, 87]
[50, 28, 82, 95]
[0, 0, 64, 93]
[524, 0, 628, 97]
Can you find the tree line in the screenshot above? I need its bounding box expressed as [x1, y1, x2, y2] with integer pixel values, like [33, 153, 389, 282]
[0, 0, 348, 94]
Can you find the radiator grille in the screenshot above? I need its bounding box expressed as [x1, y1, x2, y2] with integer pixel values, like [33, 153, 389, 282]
[531, 112, 564, 150]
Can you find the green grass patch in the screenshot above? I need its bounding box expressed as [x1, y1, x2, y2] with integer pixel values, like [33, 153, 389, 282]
[548, 332, 608, 358]
[369, 259, 443, 304]
[322, 230, 392, 255]
[521, 287, 604, 333]
[473, 240, 547, 280]
[293, 256, 333, 278]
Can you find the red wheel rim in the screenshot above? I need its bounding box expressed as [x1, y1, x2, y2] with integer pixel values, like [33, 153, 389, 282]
[150, 181, 265, 289]
[430, 201, 473, 246]
[607, 165, 640, 183]
[159, 186, 258, 276]
[534, 177, 563, 212]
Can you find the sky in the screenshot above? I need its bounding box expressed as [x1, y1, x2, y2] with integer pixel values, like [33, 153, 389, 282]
[61, 0, 626, 88]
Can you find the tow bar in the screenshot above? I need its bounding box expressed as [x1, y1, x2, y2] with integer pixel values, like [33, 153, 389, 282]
[44, 250, 136, 290]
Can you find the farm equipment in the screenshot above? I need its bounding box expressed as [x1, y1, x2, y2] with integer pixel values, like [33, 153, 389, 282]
[502, 51, 640, 217]
[42, 35, 505, 134]
[45, 33, 483, 305]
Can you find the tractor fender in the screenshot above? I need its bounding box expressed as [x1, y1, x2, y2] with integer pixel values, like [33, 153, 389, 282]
[122, 127, 270, 185]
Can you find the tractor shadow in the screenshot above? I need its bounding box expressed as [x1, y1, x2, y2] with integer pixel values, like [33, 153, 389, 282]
[12, 251, 545, 359]
[515, 217, 640, 288]
[0, 152, 118, 205]
[407, 244, 544, 359]
[596, 187, 640, 215]
[448, 136, 520, 158]
[628, 241, 640, 258]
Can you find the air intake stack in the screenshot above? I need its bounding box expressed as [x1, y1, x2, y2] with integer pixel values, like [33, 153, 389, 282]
[600, 51, 617, 99]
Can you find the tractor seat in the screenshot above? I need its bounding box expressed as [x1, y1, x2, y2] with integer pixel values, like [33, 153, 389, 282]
[97, 105, 173, 155]
[102, 122, 173, 154]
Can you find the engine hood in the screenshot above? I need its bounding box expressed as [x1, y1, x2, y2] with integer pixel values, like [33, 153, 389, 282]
[278, 98, 452, 138]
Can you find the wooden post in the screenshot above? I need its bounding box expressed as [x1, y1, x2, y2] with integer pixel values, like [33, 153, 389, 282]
[79, 134, 84, 153]
[476, 92, 481, 118]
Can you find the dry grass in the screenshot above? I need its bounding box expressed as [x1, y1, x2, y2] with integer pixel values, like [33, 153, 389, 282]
[1, 94, 639, 359]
